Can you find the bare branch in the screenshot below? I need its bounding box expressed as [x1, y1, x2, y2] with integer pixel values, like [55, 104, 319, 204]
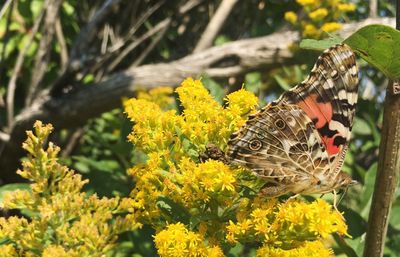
[194, 0, 238, 53]
[0, 0, 14, 86]
[369, 0, 378, 18]
[5, 1, 46, 129]
[70, 0, 123, 61]
[0, 0, 13, 20]
[108, 18, 171, 71]
[55, 16, 69, 69]
[0, 131, 10, 142]
[131, 21, 170, 67]
[61, 128, 84, 157]
[26, 0, 63, 106]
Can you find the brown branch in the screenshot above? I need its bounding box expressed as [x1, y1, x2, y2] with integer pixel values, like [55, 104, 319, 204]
[369, 0, 378, 18]
[26, 0, 63, 106]
[0, 0, 13, 20]
[0, 0, 14, 89]
[131, 22, 169, 67]
[5, 1, 46, 129]
[363, 80, 400, 257]
[0, 17, 395, 184]
[193, 0, 238, 53]
[70, 0, 123, 60]
[363, 9, 400, 257]
[55, 16, 69, 69]
[108, 18, 171, 71]
[0, 131, 10, 142]
[61, 128, 84, 157]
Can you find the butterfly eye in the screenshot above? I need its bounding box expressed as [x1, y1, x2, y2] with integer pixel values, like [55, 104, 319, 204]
[249, 139, 262, 151]
[275, 119, 286, 130]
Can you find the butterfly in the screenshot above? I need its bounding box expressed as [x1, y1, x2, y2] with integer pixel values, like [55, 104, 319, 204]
[227, 44, 359, 197]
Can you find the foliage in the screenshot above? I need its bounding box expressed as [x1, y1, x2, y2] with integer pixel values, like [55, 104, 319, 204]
[0, 0, 399, 256]
[344, 24, 400, 79]
[0, 121, 141, 257]
[284, 0, 356, 38]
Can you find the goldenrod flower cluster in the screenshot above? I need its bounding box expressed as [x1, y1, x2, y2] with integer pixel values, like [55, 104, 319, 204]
[227, 198, 347, 256]
[0, 121, 141, 257]
[284, 0, 356, 38]
[124, 78, 349, 256]
[154, 223, 224, 257]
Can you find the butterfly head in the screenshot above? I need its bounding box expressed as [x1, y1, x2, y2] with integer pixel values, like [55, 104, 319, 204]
[334, 171, 358, 190]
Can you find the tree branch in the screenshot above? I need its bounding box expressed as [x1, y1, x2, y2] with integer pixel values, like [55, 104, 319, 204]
[363, 9, 400, 257]
[0, 0, 13, 20]
[0, 17, 395, 184]
[5, 1, 46, 129]
[55, 16, 69, 70]
[26, 0, 63, 106]
[193, 0, 238, 53]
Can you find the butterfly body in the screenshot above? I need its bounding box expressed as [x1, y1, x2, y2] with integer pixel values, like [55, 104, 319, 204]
[227, 44, 358, 197]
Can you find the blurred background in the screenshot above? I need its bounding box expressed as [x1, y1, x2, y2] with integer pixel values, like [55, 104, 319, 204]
[0, 0, 398, 256]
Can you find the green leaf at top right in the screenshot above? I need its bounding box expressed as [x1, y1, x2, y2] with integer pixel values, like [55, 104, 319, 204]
[344, 24, 400, 80]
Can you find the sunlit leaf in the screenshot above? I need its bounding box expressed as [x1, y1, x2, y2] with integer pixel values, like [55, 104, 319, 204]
[344, 24, 400, 79]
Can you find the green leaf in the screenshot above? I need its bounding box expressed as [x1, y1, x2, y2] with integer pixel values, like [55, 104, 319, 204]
[156, 196, 190, 224]
[201, 76, 225, 103]
[389, 198, 400, 230]
[344, 24, 400, 79]
[360, 163, 377, 219]
[30, 0, 44, 19]
[352, 117, 372, 135]
[274, 74, 291, 91]
[0, 183, 31, 204]
[300, 37, 343, 51]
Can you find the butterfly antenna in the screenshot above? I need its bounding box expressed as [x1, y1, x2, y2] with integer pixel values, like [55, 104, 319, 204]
[337, 187, 348, 205]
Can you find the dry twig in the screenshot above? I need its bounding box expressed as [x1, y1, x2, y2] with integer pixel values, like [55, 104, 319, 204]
[26, 0, 63, 105]
[5, 1, 47, 129]
[194, 0, 238, 53]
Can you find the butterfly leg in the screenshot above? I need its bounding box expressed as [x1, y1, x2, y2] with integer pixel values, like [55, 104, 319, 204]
[332, 190, 345, 220]
[332, 189, 339, 211]
[288, 194, 300, 200]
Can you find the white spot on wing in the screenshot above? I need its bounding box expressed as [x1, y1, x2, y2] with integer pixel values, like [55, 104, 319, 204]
[329, 120, 347, 136]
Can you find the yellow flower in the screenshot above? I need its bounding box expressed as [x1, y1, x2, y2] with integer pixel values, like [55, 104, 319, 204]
[0, 244, 18, 257]
[0, 122, 141, 256]
[154, 223, 218, 257]
[308, 8, 328, 21]
[321, 22, 342, 32]
[207, 246, 225, 257]
[303, 24, 319, 38]
[338, 3, 356, 12]
[296, 0, 318, 6]
[137, 86, 174, 109]
[284, 11, 298, 24]
[257, 240, 333, 257]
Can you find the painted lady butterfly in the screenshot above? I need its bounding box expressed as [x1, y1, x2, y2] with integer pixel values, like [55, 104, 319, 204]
[227, 44, 359, 197]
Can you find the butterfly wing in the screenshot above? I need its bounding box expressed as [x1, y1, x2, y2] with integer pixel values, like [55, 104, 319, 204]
[227, 104, 331, 194]
[274, 44, 358, 176]
[227, 44, 358, 195]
